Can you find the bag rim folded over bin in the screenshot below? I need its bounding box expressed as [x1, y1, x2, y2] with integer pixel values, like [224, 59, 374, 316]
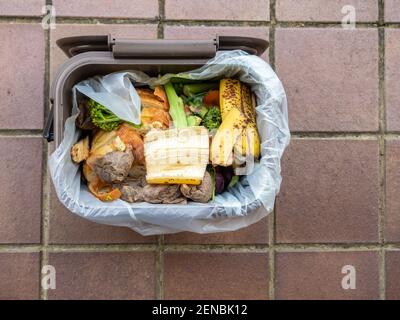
[49, 50, 290, 236]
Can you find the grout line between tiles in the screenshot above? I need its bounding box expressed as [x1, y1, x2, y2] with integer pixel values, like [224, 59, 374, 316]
[40, 142, 49, 301]
[269, 0, 276, 69]
[274, 244, 385, 252]
[44, 244, 159, 252]
[0, 130, 43, 137]
[39, 0, 52, 301]
[156, 235, 165, 300]
[163, 19, 270, 27]
[380, 249, 386, 300]
[0, 16, 399, 28]
[158, 0, 165, 39]
[378, 0, 386, 301]
[268, 211, 275, 300]
[2, 243, 400, 254]
[268, 0, 276, 300]
[164, 244, 270, 252]
[0, 245, 42, 253]
[291, 132, 393, 139]
[142, 20, 397, 28]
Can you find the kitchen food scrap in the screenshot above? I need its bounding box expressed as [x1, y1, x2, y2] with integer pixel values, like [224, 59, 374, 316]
[71, 78, 261, 204]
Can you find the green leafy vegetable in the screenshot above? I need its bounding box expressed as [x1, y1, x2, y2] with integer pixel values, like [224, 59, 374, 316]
[173, 82, 184, 96]
[186, 115, 202, 127]
[183, 82, 219, 97]
[170, 77, 197, 84]
[181, 92, 209, 118]
[88, 99, 121, 131]
[202, 106, 222, 130]
[164, 82, 188, 128]
[188, 104, 209, 118]
[182, 93, 205, 107]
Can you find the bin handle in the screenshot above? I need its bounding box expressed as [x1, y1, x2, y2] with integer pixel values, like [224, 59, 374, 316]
[43, 106, 54, 142]
[57, 35, 268, 58]
[110, 36, 269, 59]
[111, 38, 217, 59]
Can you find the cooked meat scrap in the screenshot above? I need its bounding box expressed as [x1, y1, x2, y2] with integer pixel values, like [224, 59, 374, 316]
[71, 136, 90, 163]
[142, 184, 187, 204]
[128, 165, 146, 179]
[180, 171, 213, 203]
[91, 147, 134, 183]
[83, 163, 121, 202]
[120, 185, 143, 203]
[117, 177, 147, 203]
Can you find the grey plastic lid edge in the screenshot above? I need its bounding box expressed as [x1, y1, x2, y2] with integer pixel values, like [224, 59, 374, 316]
[56, 35, 269, 59]
[57, 35, 111, 58]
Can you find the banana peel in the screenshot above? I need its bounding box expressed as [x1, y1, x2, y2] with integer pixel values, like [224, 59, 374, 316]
[220, 79, 241, 120]
[210, 108, 246, 167]
[235, 84, 261, 159]
[211, 79, 261, 168]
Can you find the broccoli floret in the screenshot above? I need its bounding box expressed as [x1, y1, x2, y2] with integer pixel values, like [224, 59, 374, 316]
[88, 99, 121, 131]
[202, 107, 221, 130]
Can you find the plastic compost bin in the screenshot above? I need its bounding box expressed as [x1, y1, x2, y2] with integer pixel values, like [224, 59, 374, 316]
[43, 35, 286, 236]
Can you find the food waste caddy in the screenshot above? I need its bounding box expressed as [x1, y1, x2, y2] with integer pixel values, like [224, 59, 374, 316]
[43, 35, 290, 236]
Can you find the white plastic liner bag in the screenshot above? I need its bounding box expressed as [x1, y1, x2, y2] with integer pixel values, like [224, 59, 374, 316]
[49, 50, 290, 236]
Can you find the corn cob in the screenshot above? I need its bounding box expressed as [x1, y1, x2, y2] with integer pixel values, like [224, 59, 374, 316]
[144, 127, 209, 185]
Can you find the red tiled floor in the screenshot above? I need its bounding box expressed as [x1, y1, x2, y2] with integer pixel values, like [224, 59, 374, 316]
[0, 24, 44, 129]
[52, 0, 159, 19]
[385, 0, 400, 22]
[165, 0, 270, 21]
[385, 29, 400, 131]
[48, 252, 156, 299]
[275, 28, 379, 132]
[276, 139, 379, 243]
[165, 217, 269, 244]
[385, 140, 400, 242]
[0, 0, 397, 301]
[0, 0, 44, 16]
[0, 253, 40, 300]
[164, 252, 269, 299]
[276, 0, 378, 22]
[0, 138, 42, 243]
[275, 251, 380, 300]
[385, 250, 400, 300]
